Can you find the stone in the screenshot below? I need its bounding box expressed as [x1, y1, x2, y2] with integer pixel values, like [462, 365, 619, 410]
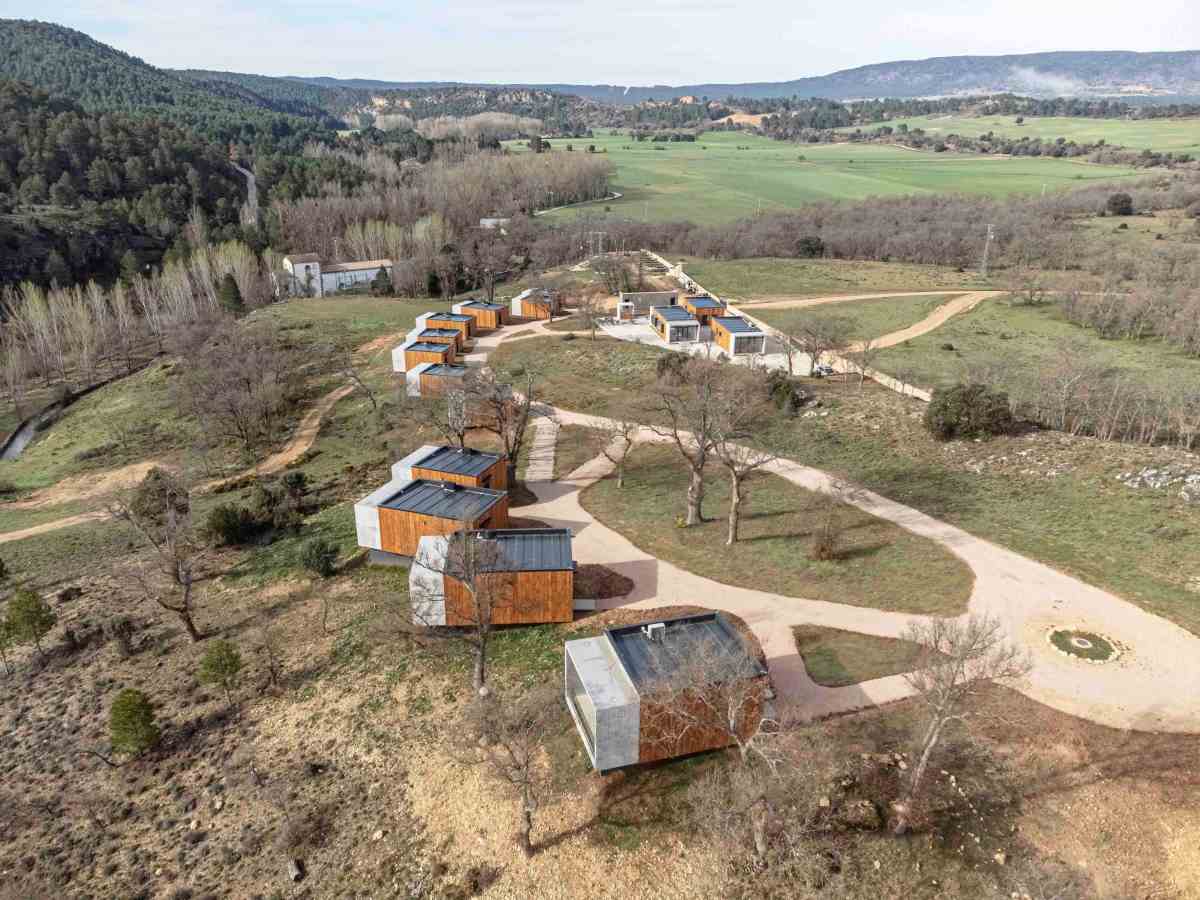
[372, 829, 385, 841]
[994, 850, 1007, 866]
[287, 859, 305, 882]
[818, 797, 830, 809]
[836, 799, 882, 831]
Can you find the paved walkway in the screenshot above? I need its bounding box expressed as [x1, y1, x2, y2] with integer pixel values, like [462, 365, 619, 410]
[523, 416, 559, 483]
[514, 404, 1200, 733]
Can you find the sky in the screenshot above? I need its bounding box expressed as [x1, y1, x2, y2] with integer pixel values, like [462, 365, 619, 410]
[9, 0, 1200, 85]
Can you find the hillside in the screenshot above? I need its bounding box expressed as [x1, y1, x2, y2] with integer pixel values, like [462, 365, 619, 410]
[0, 19, 334, 149]
[286, 49, 1200, 105]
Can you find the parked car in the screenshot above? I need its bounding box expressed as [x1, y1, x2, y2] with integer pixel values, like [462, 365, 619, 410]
[813, 363, 836, 377]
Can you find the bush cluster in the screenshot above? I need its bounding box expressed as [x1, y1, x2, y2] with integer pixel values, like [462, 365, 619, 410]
[924, 383, 1015, 441]
[205, 473, 309, 546]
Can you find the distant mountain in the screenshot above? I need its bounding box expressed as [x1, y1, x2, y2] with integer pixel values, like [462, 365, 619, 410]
[0, 20, 335, 148]
[283, 50, 1200, 105]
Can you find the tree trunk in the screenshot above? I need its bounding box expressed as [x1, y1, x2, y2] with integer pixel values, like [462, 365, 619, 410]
[685, 466, 705, 526]
[908, 717, 943, 805]
[616, 461, 624, 489]
[473, 645, 487, 696]
[180, 611, 202, 643]
[726, 471, 742, 546]
[519, 787, 535, 857]
[750, 801, 768, 862]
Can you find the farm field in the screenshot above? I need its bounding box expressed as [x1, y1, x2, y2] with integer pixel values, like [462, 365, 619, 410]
[677, 257, 991, 299]
[510, 130, 1141, 224]
[747, 293, 960, 341]
[871, 295, 1200, 391]
[845, 114, 1200, 155]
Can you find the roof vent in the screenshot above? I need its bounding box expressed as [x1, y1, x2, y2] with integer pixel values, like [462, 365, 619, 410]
[442, 482, 460, 493]
[641, 622, 666, 643]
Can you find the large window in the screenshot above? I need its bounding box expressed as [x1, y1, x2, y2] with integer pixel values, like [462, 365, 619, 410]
[565, 658, 597, 756]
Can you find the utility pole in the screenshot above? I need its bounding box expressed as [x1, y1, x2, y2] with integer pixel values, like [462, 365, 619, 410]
[981, 224, 995, 278]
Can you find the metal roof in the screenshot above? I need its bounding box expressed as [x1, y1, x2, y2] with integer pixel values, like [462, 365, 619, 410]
[417, 328, 461, 339]
[606, 612, 765, 690]
[462, 300, 505, 311]
[653, 305, 697, 322]
[405, 342, 453, 354]
[472, 528, 573, 571]
[423, 364, 469, 377]
[285, 253, 320, 264]
[684, 295, 723, 309]
[713, 316, 763, 335]
[322, 258, 392, 273]
[427, 312, 474, 322]
[380, 480, 505, 519]
[414, 446, 502, 478]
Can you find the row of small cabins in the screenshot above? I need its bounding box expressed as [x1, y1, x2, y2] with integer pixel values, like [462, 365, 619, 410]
[353, 290, 765, 772]
[629, 290, 767, 356]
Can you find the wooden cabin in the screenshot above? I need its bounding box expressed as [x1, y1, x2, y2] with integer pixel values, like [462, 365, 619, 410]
[650, 305, 700, 343]
[392, 444, 508, 491]
[410, 528, 575, 627]
[452, 299, 509, 331]
[393, 340, 456, 373]
[564, 612, 768, 772]
[405, 363, 471, 398]
[354, 479, 508, 560]
[420, 311, 475, 342]
[680, 294, 725, 326]
[409, 327, 463, 351]
[509, 289, 560, 320]
[711, 316, 766, 356]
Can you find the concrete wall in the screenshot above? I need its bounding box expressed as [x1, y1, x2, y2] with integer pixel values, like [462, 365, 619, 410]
[406, 363, 431, 397]
[409, 535, 449, 627]
[564, 638, 640, 772]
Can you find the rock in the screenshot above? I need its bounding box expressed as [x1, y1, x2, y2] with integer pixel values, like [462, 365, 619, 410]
[288, 858, 305, 882]
[212, 799, 223, 812]
[818, 797, 830, 809]
[994, 850, 1007, 866]
[897, 760, 908, 771]
[836, 799, 882, 831]
[372, 829, 385, 841]
[189, 820, 199, 831]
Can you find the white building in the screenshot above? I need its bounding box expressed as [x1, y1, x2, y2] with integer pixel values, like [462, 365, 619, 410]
[282, 254, 392, 298]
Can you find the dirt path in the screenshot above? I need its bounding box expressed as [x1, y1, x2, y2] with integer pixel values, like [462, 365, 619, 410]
[522, 412, 1200, 733]
[844, 290, 996, 351]
[737, 289, 987, 310]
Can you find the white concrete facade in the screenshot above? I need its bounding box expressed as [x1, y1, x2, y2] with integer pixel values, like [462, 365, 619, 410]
[564, 636, 641, 772]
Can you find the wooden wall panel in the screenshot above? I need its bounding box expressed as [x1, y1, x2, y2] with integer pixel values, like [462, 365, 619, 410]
[377, 505, 504, 556]
[444, 568, 573, 626]
[637, 679, 767, 764]
[421, 333, 462, 350]
[712, 324, 732, 352]
[406, 348, 453, 369]
[429, 318, 473, 340]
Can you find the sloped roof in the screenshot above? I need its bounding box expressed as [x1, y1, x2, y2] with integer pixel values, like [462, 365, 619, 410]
[473, 528, 573, 572]
[405, 342, 453, 354]
[323, 258, 392, 273]
[380, 480, 505, 520]
[422, 364, 469, 377]
[417, 328, 462, 339]
[461, 300, 505, 311]
[414, 446, 502, 478]
[427, 312, 474, 323]
[285, 253, 320, 264]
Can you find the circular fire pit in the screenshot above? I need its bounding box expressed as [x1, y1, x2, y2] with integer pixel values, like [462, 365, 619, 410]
[1047, 627, 1120, 664]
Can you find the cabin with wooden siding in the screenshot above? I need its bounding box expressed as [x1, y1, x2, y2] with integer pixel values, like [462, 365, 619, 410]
[406, 327, 463, 351]
[405, 363, 471, 397]
[680, 294, 725, 326]
[564, 612, 768, 772]
[392, 444, 508, 491]
[410, 528, 576, 626]
[418, 311, 475, 342]
[711, 316, 766, 356]
[509, 288, 560, 320]
[452, 299, 509, 331]
[355, 479, 508, 561]
[392, 340, 456, 373]
[650, 305, 700, 343]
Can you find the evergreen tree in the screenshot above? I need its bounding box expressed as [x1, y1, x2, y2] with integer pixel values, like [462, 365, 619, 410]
[43, 250, 72, 286]
[119, 249, 141, 286]
[4, 588, 56, 657]
[218, 273, 245, 315]
[198, 639, 243, 706]
[49, 172, 77, 207]
[109, 688, 161, 755]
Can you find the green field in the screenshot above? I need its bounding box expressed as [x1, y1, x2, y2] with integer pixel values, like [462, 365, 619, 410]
[678, 257, 990, 299]
[749, 294, 959, 342]
[843, 114, 1200, 155]
[511, 130, 1140, 225]
[873, 296, 1200, 391]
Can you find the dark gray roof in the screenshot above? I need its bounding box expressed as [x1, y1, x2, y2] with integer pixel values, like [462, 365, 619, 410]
[380, 480, 505, 519]
[405, 342, 453, 353]
[423, 364, 469, 377]
[714, 316, 763, 335]
[653, 305, 696, 322]
[606, 612, 765, 689]
[684, 295, 723, 309]
[472, 528, 573, 572]
[417, 328, 461, 339]
[427, 312, 474, 323]
[463, 300, 505, 311]
[415, 446, 502, 478]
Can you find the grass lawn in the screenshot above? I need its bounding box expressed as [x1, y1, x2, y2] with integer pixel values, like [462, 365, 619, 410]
[749, 294, 960, 341]
[792, 625, 926, 686]
[679, 257, 991, 300]
[580, 444, 973, 615]
[848, 114, 1200, 155]
[250, 295, 427, 351]
[507, 130, 1140, 225]
[492, 333, 1200, 635]
[554, 424, 612, 480]
[873, 296, 1200, 392]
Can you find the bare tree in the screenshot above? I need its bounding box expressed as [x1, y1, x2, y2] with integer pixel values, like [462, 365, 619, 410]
[644, 357, 725, 526]
[573, 287, 606, 340]
[472, 369, 537, 485]
[598, 419, 639, 488]
[711, 369, 775, 545]
[467, 686, 561, 856]
[893, 614, 1031, 834]
[110, 470, 204, 642]
[784, 315, 853, 377]
[844, 334, 882, 390]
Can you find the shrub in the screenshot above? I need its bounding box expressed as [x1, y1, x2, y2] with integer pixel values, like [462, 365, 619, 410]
[131, 467, 189, 531]
[0, 556, 7, 582]
[4, 588, 56, 656]
[766, 370, 806, 415]
[924, 383, 1014, 441]
[205, 503, 256, 546]
[656, 352, 688, 382]
[218, 273, 245, 315]
[199, 639, 243, 705]
[110, 688, 160, 755]
[300, 538, 338, 578]
[1106, 192, 1134, 216]
[104, 616, 137, 658]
